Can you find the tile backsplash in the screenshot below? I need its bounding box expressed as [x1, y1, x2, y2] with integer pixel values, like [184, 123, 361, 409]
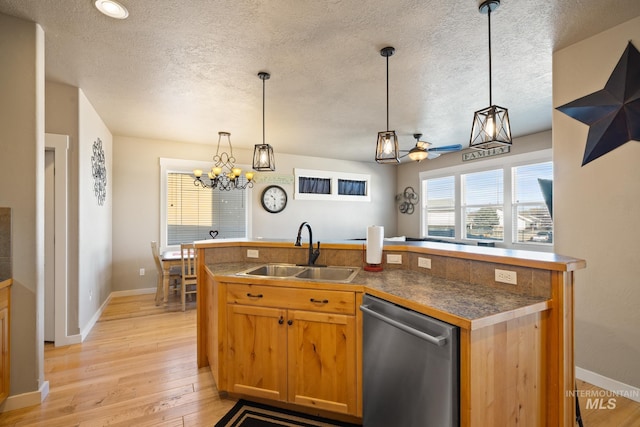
[0, 208, 11, 281]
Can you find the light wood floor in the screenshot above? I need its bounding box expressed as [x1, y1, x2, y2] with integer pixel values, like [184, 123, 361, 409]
[0, 293, 638, 426]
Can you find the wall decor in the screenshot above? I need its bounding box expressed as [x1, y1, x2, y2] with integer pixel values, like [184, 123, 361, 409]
[396, 186, 418, 214]
[91, 138, 107, 206]
[462, 145, 510, 161]
[556, 41, 640, 166]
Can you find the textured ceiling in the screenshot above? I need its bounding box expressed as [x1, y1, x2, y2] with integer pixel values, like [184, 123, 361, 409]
[1, 0, 639, 162]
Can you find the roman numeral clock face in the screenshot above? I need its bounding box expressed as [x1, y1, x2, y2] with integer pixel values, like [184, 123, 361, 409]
[261, 185, 287, 213]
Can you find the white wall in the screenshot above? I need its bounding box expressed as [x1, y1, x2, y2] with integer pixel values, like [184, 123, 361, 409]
[112, 135, 396, 292]
[0, 13, 44, 396]
[78, 91, 113, 329]
[553, 16, 640, 388]
[395, 131, 552, 238]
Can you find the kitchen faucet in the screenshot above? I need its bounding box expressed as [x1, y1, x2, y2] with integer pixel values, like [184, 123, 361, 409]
[294, 221, 321, 266]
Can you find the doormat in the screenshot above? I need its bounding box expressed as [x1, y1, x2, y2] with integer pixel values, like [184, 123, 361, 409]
[214, 399, 362, 427]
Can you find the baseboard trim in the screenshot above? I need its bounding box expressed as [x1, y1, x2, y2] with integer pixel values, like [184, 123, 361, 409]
[0, 381, 49, 412]
[576, 366, 640, 403]
[110, 287, 156, 297]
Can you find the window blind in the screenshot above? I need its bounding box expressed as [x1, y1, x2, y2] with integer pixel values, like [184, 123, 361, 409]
[512, 162, 553, 244]
[167, 173, 246, 245]
[424, 176, 456, 238]
[462, 169, 504, 241]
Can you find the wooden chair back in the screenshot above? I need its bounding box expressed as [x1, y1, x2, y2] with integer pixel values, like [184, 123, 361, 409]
[180, 243, 198, 311]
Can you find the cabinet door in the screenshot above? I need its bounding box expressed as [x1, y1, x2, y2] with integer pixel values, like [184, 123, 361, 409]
[0, 305, 8, 403]
[227, 304, 287, 401]
[287, 310, 357, 415]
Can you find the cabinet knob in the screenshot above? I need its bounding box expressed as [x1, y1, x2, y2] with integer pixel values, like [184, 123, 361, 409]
[310, 298, 329, 304]
[287, 319, 293, 326]
[246, 293, 263, 298]
[278, 316, 284, 325]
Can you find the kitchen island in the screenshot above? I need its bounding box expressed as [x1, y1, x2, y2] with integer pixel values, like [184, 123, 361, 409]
[195, 240, 585, 426]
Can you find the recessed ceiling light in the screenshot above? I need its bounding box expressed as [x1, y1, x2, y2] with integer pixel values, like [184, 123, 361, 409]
[94, 0, 129, 19]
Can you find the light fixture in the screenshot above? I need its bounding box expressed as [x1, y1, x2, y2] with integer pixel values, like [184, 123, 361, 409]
[469, 0, 512, 150]
[94, 0, 129, 19]
[193, 131, 254, 191]
[375, 46, 400, 163]
[252, 72, 276, 171]
[407, 134, 431, 162]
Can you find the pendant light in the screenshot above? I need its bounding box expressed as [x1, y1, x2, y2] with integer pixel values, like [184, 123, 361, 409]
[252, 72, 276, 171]
[470, 0, 512, 150]
[375, 46, 400, 163]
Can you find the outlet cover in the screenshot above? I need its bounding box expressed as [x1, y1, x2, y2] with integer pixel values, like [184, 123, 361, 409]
[495, 269, 517, 285]
[387, 254, 402, 264]
[418, 257, 431, 269]
[247, 249, 259, 258]
[139, 268, 145, 276]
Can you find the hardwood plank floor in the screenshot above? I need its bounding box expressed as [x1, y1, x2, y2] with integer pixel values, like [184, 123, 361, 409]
[0, 293, 638, 426]
[0, 293, 237, 427]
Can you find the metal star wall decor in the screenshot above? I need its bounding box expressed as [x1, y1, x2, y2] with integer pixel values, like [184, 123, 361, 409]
[556, 41, 640, 166]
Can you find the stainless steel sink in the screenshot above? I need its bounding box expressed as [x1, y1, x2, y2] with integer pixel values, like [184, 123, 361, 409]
[240, 264, 307, 278]
[237, 263, 360, 283]
[294, 266, 359, 282]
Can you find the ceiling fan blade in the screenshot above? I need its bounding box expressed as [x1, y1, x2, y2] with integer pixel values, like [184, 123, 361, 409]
[427, 144, 463, 153]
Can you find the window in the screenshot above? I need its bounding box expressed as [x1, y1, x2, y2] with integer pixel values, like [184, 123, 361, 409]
[160, 158, 250, 249]
[423, 176, 456, 238]
[512, 162, 553, 244]
[418, 149, 553, 250]
[462, 169, 504, 241]
[294, 168, 370, 201]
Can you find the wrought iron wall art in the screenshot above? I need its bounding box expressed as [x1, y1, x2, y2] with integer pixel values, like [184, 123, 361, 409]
[396, 186, 418, 214]
[91, 138, 107, 206]
[556, 41, 640, 166]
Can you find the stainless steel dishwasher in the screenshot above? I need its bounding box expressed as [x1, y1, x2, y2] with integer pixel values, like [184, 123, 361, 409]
[360, 294, 459, 427]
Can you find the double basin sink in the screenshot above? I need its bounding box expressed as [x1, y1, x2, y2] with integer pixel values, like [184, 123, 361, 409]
[237, 263, 360, 283]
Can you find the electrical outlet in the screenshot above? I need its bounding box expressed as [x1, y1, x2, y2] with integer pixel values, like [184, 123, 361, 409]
[247, 249, 259, 258]
[495, 269, 517, 285]
[418, 257, 431, 269]
[139, 268, 145, 276]
[387, 254, 402, 264]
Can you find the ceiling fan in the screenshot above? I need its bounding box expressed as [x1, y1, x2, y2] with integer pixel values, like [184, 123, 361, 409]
[400, 133, 463, 162]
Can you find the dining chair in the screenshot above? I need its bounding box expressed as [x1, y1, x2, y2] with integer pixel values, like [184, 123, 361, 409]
[151, 241, 181, 304]
[180, 242, 198, 311]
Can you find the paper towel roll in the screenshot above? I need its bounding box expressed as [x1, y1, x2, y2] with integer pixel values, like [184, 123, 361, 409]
[366, 226, 384, 264]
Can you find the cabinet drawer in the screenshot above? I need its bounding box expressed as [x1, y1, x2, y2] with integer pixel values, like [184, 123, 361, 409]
[227, 284, 355, 315]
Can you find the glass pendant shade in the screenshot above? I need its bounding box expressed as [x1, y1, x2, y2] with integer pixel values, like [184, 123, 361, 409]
[407, 145, 429, 162]
[252, 143, 275, 171]
[375, 130, 399, 163]
[470, 105, 512, 149]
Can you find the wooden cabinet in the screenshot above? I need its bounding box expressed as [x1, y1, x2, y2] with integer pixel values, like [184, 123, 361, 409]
[0, 279, 11, 404]
[225, 283, 358, 415]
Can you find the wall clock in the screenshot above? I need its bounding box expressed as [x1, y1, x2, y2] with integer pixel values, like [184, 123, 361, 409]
[261, 185, 287, 213]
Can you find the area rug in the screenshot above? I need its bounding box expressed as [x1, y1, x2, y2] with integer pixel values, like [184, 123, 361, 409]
[214, 400, 362, 427]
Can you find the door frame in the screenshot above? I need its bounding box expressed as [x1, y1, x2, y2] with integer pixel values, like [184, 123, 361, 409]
[44, 133, 72, 346]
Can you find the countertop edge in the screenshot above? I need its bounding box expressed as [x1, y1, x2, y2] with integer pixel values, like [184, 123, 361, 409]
[0, 279, 12, 290]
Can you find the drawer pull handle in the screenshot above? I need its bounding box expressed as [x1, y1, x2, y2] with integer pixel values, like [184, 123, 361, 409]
[278, 316, 284, 325]
[246, 293, 263, 298]
[310, 298, 329, 304]
[287, 319, 293, 326]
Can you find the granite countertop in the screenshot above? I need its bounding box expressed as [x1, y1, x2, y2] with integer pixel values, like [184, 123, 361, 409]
[207, 262, 549, 330]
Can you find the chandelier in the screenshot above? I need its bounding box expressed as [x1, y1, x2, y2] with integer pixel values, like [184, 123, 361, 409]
[193, 131, 254, 191]
[375, 46, 400, 163]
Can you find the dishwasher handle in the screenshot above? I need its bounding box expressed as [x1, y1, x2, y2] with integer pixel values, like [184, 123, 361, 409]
[360, 304, 447, 347]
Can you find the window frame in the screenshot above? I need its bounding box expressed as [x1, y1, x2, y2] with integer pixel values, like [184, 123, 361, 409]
[160, 158, 252, 251]
[419, 149, 552, 251]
